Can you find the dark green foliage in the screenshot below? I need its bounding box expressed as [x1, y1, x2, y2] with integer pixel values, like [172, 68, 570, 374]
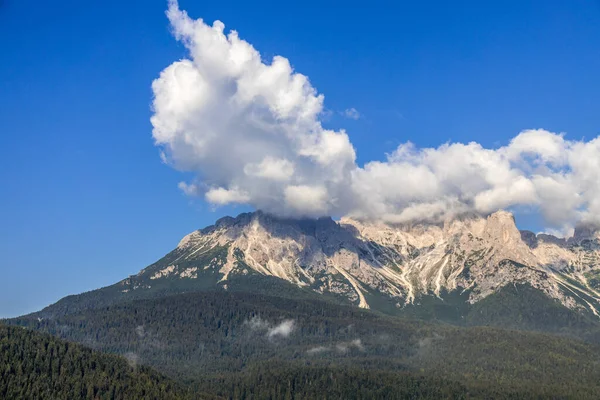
[374, 283, 600, 344]
[27, 231, 600, 345]
[200, 362, 471, 399]
[10, 290, 600, 398]
[466, 284, 600, 342]
[10, 234, 600, 399]
[0, 324, 193, 400]
[386, 289, 472, 323]
[29, 250, 338, 321]
[11, 291, 420, 379]
[416, 325, 600, 399]
[586, 270, 600, 290]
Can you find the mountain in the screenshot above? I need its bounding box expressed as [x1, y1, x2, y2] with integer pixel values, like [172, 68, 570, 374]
[132, 209, 600, 314]
[9, 210, 600, 398]
[0, 323, 194, 400]
[35, 210, 600, 324]
[9, 290, 600, 399]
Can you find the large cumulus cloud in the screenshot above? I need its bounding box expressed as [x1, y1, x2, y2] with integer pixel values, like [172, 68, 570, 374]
[152, 1, 600, 233]
[152, 1, 356, 218]
[350, 132, 600, 231]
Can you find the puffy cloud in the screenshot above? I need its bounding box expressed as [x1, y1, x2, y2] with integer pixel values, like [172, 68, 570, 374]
[243, 157, 294, 181]
[349, 140, 535, 223]
[284, 185, 329, 216]
[205, 187, 250, 205]
[348, 131, 600, 229]
[153, 1, 600, 232]
[152, 1, 355, 218]
[506, 129, 567, 166]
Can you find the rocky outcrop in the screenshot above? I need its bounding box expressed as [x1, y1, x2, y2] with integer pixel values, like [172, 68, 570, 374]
[143, 210, 600, 316]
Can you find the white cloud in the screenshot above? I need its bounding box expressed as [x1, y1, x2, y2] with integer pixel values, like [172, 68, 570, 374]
[246, 316, 270, 331]
[153, 2, 600, 232]
[247, 316, 296, 339]
[267, 319, 295, 338]
[178, 181, 199, 196]
[307, 346, 330, 355]
[308, 339, 364, 355]
[284, 185, 329, 216]
[243, 157, 295, 181]
[135, 325, 146, 338]
[506, 129, 567, 166]
[343, 108, 360, 120]
[205, 187, 250, 205]
[124, 352, 140, 368]
[348, 130, 600, 231]
[336, 339, 364, 353]
[152, 1, 355, 218]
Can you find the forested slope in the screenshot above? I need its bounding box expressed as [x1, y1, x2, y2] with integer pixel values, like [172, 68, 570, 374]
[10, 290, 600, 399]
[0, 324, 195, 400]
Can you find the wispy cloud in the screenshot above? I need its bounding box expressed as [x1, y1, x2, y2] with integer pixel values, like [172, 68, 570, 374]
[267, 319, 295, 338]
[246, 316, 296, 339]
[135, 325, 145, 338]
[124, 352, 140, 368]
[246, 316, 270, 331]
[342, 108, 361, 120]
[306, 339, 364, 355]
[335, 339, 364, 353]
[307, 346, 329, 354]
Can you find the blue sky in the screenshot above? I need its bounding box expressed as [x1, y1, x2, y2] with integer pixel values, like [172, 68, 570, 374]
[1, 0, 599, 317]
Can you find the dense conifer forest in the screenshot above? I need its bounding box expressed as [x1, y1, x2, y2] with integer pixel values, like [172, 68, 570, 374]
[7, 289, 600, 399]
[0, 324, 194, 399]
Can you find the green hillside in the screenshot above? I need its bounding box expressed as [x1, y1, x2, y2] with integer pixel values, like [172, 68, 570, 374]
[0, 324, 194, 400]
[10, 290, 600, 399]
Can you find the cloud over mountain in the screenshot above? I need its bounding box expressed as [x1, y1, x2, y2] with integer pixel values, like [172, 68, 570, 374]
[152, 1, 600, 233]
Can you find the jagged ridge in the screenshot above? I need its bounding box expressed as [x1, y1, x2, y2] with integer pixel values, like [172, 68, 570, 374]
[126, 210, 600, 316]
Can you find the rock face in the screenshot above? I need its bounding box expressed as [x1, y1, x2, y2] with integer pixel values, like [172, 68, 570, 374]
[133, 210, 600, 316]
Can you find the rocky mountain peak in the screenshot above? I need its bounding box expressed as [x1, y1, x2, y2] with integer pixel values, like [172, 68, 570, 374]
[520, 230, 538, 248]
[520, 231, 567, 249]
[571, 224, 600, 243]
[537, 234, 567, 247]
[155, 209, 600, 317]
[483, 210, 523, 245]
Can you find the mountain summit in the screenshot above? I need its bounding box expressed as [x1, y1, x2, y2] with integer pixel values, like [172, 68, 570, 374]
[15, 212, 600, 399]
[114, 210, 600, 317]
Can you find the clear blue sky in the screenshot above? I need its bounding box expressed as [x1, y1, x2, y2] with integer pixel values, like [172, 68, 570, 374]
[1, 0, 599, 317]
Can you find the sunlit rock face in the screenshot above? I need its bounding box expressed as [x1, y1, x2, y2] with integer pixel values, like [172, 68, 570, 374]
[137, 210, 600, 316]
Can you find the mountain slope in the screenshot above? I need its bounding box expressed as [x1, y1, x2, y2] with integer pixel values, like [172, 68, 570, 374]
[10, 210, 600, 398]
[0, 323, 193, 400]
[10, 290, 600, 399]
[130, 210, 600, 313]
[34, 210, 600, 324]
